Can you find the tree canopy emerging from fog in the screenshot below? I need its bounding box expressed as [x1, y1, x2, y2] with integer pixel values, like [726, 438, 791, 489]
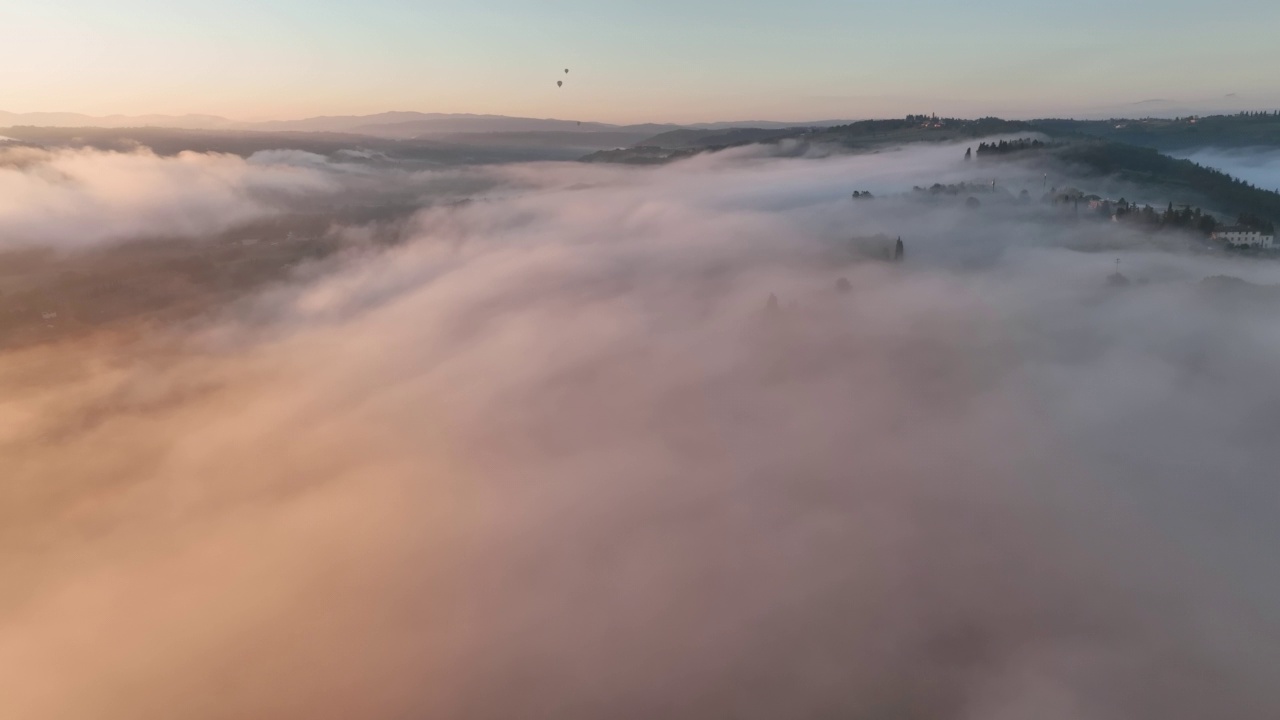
[976, 138, 1046, 155]
[1057, 142, 1280, 227]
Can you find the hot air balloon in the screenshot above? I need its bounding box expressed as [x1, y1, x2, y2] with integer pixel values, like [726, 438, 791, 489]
[557, 80, 563, 88]
[564, 68, 569, 74]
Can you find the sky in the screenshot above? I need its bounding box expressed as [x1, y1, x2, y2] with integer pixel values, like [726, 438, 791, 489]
[3, 0, 1280, 123]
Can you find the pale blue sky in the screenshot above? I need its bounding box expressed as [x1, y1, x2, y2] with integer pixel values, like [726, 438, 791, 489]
[2, 0, 1277, 122]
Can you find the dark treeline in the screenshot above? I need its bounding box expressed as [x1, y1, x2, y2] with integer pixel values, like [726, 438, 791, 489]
[912, 181, 997, 196]
[1057, 197, 1273, 236]
[975, 139, 1047, 155]
[1236, 212, 1276, 234]
[1106, 200, 1218, 234]
[816, 116, 1031, 142]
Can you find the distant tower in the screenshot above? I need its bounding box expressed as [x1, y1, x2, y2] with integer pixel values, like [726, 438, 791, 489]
[1108, 258, 1130, 287]
[894, 237, 904, 262]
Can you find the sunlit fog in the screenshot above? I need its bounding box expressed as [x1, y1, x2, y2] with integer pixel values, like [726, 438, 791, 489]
[4, 8, 1280, 716]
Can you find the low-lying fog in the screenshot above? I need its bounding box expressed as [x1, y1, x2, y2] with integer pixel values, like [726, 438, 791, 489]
[1173, 147, 1280, 194]
[2, 140, 1279, 720]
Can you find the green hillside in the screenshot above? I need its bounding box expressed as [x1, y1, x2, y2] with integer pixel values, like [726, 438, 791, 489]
[1029, 112, 1280, 150]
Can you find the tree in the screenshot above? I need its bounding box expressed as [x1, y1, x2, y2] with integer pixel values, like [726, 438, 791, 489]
[894, 237, 905, 262]
[964, 147, 972, 161]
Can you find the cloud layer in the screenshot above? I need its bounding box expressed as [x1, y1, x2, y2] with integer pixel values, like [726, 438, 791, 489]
[2, 143, 1280, 720]
[0, 147, 337, 248]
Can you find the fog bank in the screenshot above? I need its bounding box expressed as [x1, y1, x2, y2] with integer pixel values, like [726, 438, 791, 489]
[0, 147, 337, 249]
[1173, 147, 1280, 194]
[2, 142, 1279, 720]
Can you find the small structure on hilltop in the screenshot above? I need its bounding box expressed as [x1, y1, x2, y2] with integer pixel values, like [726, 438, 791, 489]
[1107, 258, 1130, 287]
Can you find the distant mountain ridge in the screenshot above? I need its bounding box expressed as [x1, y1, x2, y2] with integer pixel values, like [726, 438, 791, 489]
[0, 109, 851, 138]
[0, 110, 236, 130]
[0, 109, 661, 136]
[246, 113, 679, 137]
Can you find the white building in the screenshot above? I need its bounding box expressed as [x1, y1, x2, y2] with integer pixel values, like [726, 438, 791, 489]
[1212, 227, 1275, 249]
